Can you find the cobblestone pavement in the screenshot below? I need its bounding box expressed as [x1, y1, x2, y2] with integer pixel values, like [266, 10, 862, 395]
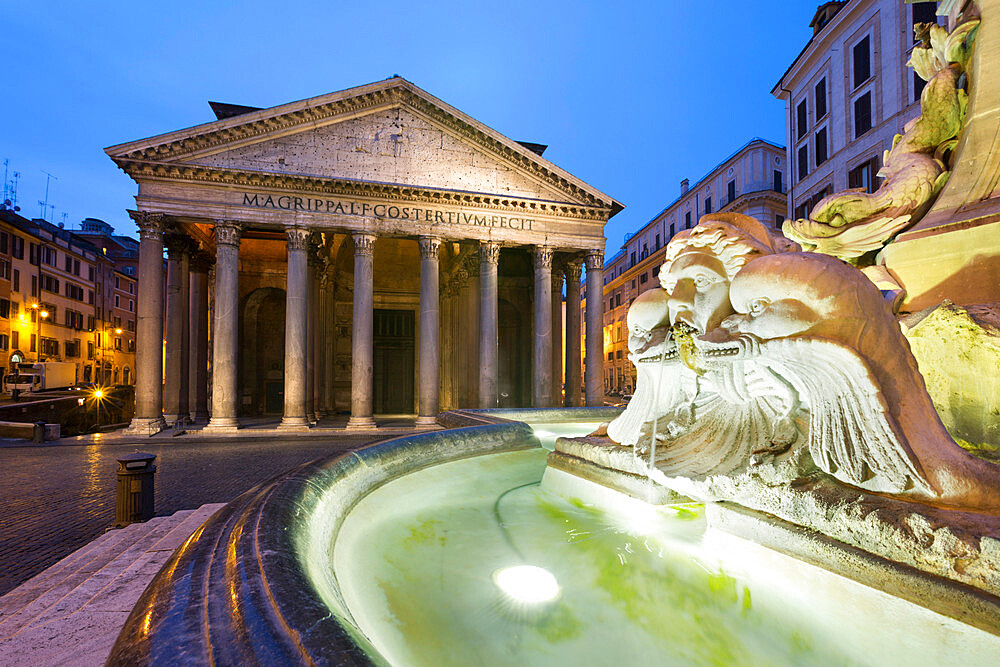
[0, 435, 387, 596]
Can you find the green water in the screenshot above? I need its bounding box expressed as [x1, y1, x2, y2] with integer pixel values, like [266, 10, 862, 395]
[333, 446, 1000, 666]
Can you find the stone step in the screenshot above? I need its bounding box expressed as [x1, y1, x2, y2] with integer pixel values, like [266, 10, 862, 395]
[0, 503, 225, 666]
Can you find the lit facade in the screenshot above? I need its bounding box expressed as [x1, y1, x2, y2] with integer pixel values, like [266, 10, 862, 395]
[772, 0, 945, 219]
[0, 210, 137, 386]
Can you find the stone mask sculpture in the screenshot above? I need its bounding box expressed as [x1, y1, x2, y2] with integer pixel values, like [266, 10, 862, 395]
[604, 214, 800, 470]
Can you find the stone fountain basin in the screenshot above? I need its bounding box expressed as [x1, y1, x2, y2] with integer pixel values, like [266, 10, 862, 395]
[106, 407, 1000, 665]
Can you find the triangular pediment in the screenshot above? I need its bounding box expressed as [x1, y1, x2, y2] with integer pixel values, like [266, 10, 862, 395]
[106, 78, 622, 213]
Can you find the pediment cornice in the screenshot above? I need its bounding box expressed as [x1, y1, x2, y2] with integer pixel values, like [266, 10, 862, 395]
[106, 78, 622, 215]
[117, 159, 612, 222]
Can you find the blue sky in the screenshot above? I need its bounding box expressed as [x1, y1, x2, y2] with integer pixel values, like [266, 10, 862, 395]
[1, 1, 816, 251]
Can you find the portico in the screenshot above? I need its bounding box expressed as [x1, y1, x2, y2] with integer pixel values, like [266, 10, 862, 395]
[108, 78, 620, 434]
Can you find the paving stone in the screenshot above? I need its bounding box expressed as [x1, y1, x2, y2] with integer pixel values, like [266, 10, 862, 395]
[0, 434, 384, 595]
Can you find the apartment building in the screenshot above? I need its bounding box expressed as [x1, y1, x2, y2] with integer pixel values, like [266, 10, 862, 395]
[598, 138, 787, 394]
[772, 0, 945, 219]
[0, 209, 137, 386]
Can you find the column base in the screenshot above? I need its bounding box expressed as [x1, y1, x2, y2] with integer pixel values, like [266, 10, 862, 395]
[202, 418, 241, 433]
[124, 417, 166, 437]
[415, 415, 439, 428]
[345, 415, 377, 430]
[310, 412, 323, 423]
[189, 411, 210, 423]
[278, 416, 311, 431]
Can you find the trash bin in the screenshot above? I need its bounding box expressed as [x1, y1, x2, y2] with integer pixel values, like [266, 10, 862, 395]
[115, 452, 156, 527]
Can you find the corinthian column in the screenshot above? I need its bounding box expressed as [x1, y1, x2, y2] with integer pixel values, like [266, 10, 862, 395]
[478, 241, 500, 409]
[584, 249, 604, 406]
[279, 226, 311, 430]
[416, 236, 441, 426]
[346, 233, 377, 429]
[163, 236, 191, 425]
[532, 245, 553, 407]
[564, 259, 583, 407]
[305, 242, 317, 422]
[124, 212, 167, 436]
[551, 267, 564, 407]
[204, 221, 242, 432]
[189, 252, 211, 422]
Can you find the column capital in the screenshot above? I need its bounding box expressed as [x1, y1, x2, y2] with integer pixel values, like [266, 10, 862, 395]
[565, 258, 584, 283]
[418, 236, 441, 260]
[551, 270, 564, 290]
[284, 226, 310, 251]
[214, 220, 243, 248]
[133, 211, 166, 241]
[533, 245, 553, 270]
[353, 233, 377, 256]
[480, 241, 501, 265]
[584, 249, 604, 270]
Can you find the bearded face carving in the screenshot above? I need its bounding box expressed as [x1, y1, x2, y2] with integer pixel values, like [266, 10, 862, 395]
[610, 242, 1000, 511]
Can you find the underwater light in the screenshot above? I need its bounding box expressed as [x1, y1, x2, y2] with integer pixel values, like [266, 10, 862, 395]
[494, 565, 560, 603]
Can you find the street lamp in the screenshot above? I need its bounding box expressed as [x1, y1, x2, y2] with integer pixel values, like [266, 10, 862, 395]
[31, 303, 48, 362]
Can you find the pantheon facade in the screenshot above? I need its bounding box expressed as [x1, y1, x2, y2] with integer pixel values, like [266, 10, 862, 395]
[106, 78, 621, 434]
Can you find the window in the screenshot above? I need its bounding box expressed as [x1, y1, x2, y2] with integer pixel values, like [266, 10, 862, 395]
[87, 341, 94, 360]
[615, 294, 621, 307]
[114, 294, 120, 307]
[114, 337, 122, 351]
[616, 350, 623, 360]
[29, 243, 38, 266]
[854, 91, 873, 137]
[11, 331, 18, 349]
[773, 170, 783, 193]
[11, 236, 23, 260]
[29, 334, 36, 352]
[73, 259, 80, 276]
[88, 266, 94, 281]
[65, 255, 73, 272]
[30, 274, 38, 296]
[65, 339, 81, 358]
[115, 276, 120, 289]
[775, 214, 785, 227]
[796, 99, 808, 139]
[41, 338, 59, 357]
[798, 145, 809, 179]
[912, 2, 937, 40]
[12, 268, 18, 292]
[608, 352, 614, 361]
[88, 290, 94, 304]
[127, 282, 134, 295]
[639, 272, 648, 284]
[641, 243, 648, 259]
[815, 78, 827, 118]
[0, 334, 7, 351]
[815, 127, 828, 165]
[727, 180, 736, 203]
[42, 247, 56, 267]
[0, 231, 7, 254]
[0, 299, 8, 319]
[684, 211, 692, 228]
[849, 157, 880, 194]
[654, 234, 660, 250]
[853, 35, 871, 88]
[0, 260, 8, 280]
[41, 273, 60, 294]
[609, 298, 614, 311]
[704, 197, 712, 214]
[66, 283, 85, 301]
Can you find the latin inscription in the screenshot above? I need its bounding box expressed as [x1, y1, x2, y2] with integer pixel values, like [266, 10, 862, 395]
[241, 193, 534, 231]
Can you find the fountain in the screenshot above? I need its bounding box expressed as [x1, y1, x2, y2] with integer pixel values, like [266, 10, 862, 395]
[106, 5, 1000, 665]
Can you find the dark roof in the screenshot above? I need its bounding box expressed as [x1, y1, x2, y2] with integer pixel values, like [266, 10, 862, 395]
[516, 141, 547, 156]
[209, 101, 264, 120]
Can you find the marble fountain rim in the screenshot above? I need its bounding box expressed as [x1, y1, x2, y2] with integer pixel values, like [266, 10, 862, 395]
[104, 407, 614, 666]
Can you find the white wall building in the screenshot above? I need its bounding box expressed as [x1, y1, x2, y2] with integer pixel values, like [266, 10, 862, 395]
[772, 0, 945, 219]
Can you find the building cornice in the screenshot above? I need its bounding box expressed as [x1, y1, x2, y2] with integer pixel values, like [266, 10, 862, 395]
[115, 159, 613, 222]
